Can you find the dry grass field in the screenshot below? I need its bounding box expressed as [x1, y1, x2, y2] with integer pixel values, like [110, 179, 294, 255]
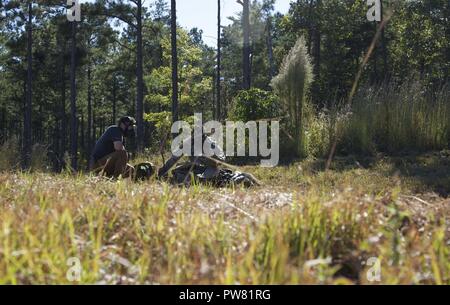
[0, 152, 448, 284]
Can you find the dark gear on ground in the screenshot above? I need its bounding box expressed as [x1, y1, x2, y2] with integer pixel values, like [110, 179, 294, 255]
[168, 162, 259, 187]
[158, 133, 225, 178]
[157, 132, 258, 187]
[134, 162, 156, 181]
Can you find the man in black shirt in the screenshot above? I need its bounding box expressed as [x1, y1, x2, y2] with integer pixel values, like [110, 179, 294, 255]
[90, 116, 136, 178]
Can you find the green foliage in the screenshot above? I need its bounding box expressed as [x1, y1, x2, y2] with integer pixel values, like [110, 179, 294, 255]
[229, 88, 279, 121]
[388, 0, 449, 84]
[305, 112, 331, 158]
[221, 0, 278, 95]
[144, 29, 213, 117]
[144, 111, 172, 148]
[279, 0, 449, 106]
[271, 36, 313, 158]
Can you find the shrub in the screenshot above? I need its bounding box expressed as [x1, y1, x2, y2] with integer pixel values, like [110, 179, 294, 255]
[305, 112, 332, 158]
[228, 88, 279, 122]
[144, 111, 172, 152]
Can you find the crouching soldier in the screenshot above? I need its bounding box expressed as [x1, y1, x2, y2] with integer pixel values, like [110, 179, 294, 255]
[158, 131, 226, 180]
[90, 116, 136, 178]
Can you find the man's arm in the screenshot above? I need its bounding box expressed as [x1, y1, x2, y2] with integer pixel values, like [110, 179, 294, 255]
[157, 134, 191, 177]
[157, 154, 181, 178]
[114, 141, 125, 151]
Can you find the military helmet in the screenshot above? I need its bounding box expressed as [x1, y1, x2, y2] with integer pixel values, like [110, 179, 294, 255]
[118, 116, 136, 127]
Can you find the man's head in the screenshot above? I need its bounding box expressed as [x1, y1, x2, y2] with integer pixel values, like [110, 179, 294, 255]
[118, 116, 136, 138]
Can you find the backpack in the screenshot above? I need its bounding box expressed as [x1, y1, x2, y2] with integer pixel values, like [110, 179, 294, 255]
[134, 162, 155, 181]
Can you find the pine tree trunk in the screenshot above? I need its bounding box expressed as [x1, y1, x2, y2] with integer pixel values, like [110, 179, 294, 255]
[171, 0, 179, 124]
[23, 0, 32, 169]
[87, 62, 92, 156]
[307, 0, 314, 54]
[216, 0, 221, 120]
[1, 109, 5, 143]
[266, 15, 275, 80]
[136, 0, 144, 151]
[60, 42, 67, 165]
[80, 113, 85, 158]
[92, 109, 96, 143]
[112, 76, 117, 125]
[380, 0, 388, 79]
[313, 28, 320, 77]
[70, 21, 78, 170]
[313, 0, 321, 78]
[372, 22, 379, 81]
[242, 0, 251, 90]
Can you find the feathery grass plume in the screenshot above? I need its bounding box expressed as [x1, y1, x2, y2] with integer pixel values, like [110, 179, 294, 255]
[271, 36, 313, 157]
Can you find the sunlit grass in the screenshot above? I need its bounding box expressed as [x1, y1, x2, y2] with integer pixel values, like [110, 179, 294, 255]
[0, 153, 448, 284]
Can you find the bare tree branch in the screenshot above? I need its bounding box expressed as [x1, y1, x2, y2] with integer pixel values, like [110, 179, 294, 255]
[98, 12, 137, 29]
[113, 37, 135, 52]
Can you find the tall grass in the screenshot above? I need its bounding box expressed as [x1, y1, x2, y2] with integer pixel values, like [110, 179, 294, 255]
[0, 138, 49, 172]
[0, 137, 21, 171]
[338, 81, 450, 155]
[301, 81, 450, 158]
[0, 157, 448, 284]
